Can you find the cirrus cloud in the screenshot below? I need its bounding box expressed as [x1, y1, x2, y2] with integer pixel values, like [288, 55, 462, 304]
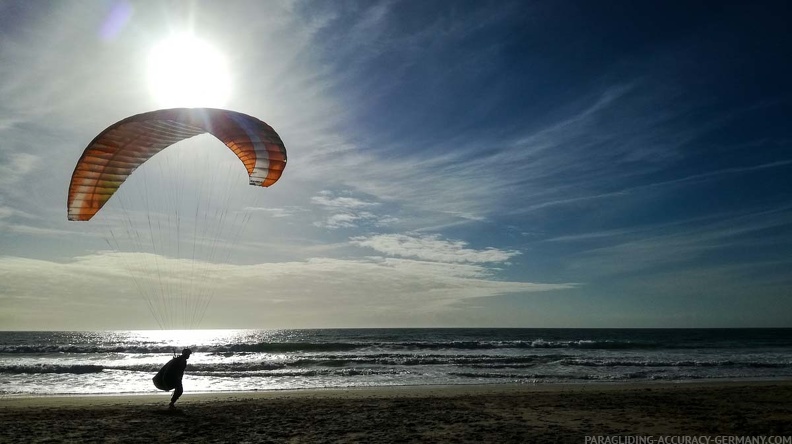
[351, 233, 520, 264]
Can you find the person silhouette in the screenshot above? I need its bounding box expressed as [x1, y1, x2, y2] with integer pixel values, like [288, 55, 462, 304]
[167, 348, 192, 409]
[153, 348, 192, 409]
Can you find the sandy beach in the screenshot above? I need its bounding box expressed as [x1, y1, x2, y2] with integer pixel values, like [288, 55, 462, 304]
[1, 381, 791, 443]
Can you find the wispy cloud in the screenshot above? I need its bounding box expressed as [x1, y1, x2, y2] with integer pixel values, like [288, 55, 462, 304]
[0, 205, 37, 221]
[559, 204, 792, 279]
[311, 192, 379, 209]
[310, 190, 396, 229]
[519, 159, 792, 215]
[0, 251, 571, 329]
[293, 80, 697, 231]
[0, 152, 38, 187]
[351, 233, 520, 264]
[244, 206, 306, 218]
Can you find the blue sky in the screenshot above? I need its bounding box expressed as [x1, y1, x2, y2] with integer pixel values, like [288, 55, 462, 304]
[1, 0, 790, 330]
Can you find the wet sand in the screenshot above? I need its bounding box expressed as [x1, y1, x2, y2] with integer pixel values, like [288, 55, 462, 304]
[2, 381, 791, 443]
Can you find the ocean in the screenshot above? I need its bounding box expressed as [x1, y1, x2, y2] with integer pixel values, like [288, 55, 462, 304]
[1, 328, 791, 396]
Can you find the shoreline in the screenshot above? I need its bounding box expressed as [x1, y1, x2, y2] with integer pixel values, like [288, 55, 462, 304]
[3, 377, 791, 401]
[2, 381, 791, 442]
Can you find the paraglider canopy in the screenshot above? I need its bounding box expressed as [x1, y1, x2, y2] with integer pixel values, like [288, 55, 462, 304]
[68, 108, 287, 221]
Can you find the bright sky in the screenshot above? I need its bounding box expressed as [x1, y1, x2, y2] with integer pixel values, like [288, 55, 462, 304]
[1, 1, 791, 330]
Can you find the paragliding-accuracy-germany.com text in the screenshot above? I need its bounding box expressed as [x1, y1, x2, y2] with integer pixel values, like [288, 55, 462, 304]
[584, 436, 792, 444]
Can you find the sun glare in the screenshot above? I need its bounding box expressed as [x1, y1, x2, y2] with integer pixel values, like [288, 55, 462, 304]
[147, 34, 231, 108]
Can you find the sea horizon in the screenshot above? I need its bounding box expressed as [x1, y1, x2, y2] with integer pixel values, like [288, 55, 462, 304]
[3, 326, 792, 332]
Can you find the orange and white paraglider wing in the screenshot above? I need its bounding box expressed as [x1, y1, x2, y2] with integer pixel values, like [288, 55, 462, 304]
[201, 109, 287, 187]
[67, 108, 287, 221]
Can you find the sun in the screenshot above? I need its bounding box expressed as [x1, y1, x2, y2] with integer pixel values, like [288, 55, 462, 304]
[147, 34, 231, 108]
